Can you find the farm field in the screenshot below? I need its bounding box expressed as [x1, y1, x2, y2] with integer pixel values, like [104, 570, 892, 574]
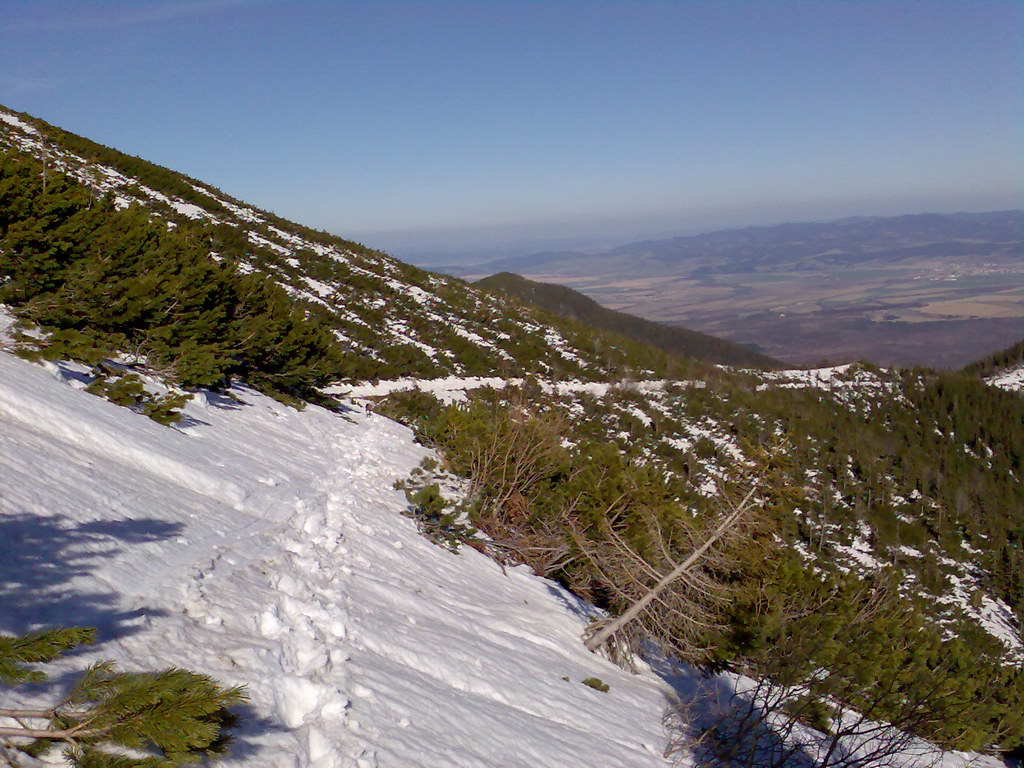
[461, 214, 1024, 367]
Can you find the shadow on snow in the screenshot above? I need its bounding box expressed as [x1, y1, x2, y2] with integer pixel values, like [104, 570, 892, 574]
[0, 512, 180, 639]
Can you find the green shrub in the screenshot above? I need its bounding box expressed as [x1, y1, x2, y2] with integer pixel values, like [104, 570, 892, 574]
[581, 677, 609, 692]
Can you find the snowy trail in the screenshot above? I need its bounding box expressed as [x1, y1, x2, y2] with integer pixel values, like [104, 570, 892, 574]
[0, 352, 673, 767]
[321, 430, 671, 768]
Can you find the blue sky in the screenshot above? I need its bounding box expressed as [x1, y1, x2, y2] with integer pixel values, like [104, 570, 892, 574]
[1, 0, 1021, 258]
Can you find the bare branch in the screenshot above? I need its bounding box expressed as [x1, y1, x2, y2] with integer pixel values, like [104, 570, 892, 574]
[584, 485, 758, 653]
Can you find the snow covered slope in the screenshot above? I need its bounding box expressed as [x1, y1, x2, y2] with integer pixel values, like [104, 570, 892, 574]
[988, 363, 1024, 392]
[0, 351, 675, 767]
[0, 352, 1003, 768]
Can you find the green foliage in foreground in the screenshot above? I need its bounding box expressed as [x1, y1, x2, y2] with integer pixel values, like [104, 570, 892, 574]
[378, 384, 1024, 753]
[84, 371, 192, 425]
[0, 627, 244, 767]
[0, 150, 345, 404]
[677, 367, 1024, 629]
[580, 677, 609, 693]
[722, 567, 1024, 753]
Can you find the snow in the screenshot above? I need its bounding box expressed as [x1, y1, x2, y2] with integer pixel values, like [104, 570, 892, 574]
[763, 364, 857, 386]
[337, 377, 682, 406]
[302, 275, 336, 299]
[896, 545, 924, 558]
[385, 281, 433, 306]
[341, 376, 512, 403]
[0, 351, 673, 767]
[627, 405, 653, 427]
[933, 555, 1023, 660]
[832, 522, 886, 573]
[758, 364, 893, 396]
[988, 364, 1024, 392]
[664, 420, 745, 464]
[248, 230, 293, 256]
[385, 320, 441, 360]
[972, 593, 1023, 657]
[169, 200, 210, 219]
[0, 111, 39, 135]
[541, 327, 598, 368]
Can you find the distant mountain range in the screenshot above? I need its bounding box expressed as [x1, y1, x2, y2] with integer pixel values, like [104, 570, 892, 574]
[451, 211, 1024, 369]
[444, 210, 1024, 278]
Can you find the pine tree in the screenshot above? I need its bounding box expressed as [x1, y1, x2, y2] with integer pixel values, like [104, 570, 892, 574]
[0, 627, 245, 767]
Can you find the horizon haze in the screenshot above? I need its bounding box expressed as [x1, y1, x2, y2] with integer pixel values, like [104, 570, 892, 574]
[1, 0, 1020, 260]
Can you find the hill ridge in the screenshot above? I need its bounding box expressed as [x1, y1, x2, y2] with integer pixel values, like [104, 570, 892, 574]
[476, 271, 780, 368]
[0, 104, 740, 385]
[449, 209, 1024, 277]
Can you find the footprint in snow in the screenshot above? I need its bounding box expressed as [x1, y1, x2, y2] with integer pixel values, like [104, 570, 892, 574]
[350, 683, 373, 700]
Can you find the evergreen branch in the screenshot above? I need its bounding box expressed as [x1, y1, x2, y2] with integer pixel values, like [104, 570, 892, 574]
[0, 723, 102, 740]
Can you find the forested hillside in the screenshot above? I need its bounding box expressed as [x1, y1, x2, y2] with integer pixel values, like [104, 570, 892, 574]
[2, 104, 1022, 764]
[966, 337, 1024, 381]
[0, 107, 707, 387]
[372, 363, 1024, 754]
[476, 271, 779, 367]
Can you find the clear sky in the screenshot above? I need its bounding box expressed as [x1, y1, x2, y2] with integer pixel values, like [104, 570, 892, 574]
[1, 0, 1021, 258]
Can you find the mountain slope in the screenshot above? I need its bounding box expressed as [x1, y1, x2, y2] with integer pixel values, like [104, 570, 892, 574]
[477, 271, 780, 368]
[988, 364, 1024, 392]
[0, 337, 1005, 768]
[588, 210, 1024, 270]
[0, 345, 681, 768]
[0, 106, 699, 385]
[965, 337, 1024, 391]
[371, 365, 1024, 670]
[2, 105, 1022, 763]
